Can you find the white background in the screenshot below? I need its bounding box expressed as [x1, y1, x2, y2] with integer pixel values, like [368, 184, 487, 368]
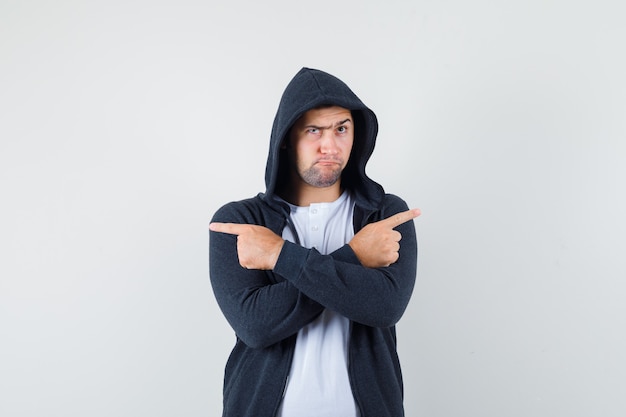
[1, 1, 625, 416]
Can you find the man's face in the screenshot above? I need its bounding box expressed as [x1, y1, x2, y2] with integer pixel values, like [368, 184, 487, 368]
[287, 106, 354, 189]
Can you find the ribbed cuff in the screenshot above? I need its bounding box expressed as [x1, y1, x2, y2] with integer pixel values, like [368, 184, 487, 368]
[273, 240, 309, 282]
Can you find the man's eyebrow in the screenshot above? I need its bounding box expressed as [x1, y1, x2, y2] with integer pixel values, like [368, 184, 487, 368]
[304, 118, 352, 130]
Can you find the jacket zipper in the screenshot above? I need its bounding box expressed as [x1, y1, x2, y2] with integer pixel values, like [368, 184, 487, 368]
[272, 341, 296, 417]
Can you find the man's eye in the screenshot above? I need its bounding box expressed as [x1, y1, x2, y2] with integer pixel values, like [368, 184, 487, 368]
[307, 128, 319, 134]
[337, 126, 347, 133]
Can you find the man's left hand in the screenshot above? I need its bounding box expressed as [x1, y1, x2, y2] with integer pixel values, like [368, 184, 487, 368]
[210, 223, 284, 270]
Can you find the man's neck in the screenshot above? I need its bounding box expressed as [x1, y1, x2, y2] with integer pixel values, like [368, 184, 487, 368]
[281, 182, 344, 207]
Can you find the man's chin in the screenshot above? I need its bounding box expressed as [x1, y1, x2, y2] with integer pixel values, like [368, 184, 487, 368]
[302, 169, 342, 188]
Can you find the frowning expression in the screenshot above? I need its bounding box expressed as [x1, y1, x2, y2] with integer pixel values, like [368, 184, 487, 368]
[286, 106, 354, 189]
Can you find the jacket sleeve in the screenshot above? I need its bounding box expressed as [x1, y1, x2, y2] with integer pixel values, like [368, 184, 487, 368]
[209, 204, 324, 349]
[272, 195, 418, 328]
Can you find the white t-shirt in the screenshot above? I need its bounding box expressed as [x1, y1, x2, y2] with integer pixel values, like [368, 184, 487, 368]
[277, 191, 359, 417]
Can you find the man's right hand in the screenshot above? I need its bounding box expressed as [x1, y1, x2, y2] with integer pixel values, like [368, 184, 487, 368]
[348, 208, 421, 268]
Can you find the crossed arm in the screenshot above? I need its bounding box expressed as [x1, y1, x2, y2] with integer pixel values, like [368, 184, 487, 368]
[209, 208, 420, 270]
[209, 203, 420, 348]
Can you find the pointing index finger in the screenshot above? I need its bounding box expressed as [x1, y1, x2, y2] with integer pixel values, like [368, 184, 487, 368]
[381, 208, 421, 228]
[209, 222, 245, 235]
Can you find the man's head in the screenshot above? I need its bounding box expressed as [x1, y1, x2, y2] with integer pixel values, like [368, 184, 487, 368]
[266, 68, 381, 205]
[284, 105, 354, 192]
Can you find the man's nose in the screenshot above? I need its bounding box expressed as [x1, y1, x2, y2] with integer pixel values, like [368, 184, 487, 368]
[320, 131, 339, 154]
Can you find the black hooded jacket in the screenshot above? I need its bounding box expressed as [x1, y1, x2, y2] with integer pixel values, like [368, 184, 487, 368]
[209, 68, 417, 417]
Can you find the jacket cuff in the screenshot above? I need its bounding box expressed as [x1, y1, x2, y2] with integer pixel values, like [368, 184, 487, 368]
[273, 240, 309, 281]
[330, 244, 362, 265]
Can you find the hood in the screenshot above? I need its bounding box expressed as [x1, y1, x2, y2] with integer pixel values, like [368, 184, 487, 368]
[264, 67, 384, 208]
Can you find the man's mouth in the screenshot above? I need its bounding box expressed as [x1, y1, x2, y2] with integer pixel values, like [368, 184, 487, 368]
[316, 159, 342, 166]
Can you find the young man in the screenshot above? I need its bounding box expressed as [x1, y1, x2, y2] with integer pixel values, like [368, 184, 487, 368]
[209, 67, 420, 417]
